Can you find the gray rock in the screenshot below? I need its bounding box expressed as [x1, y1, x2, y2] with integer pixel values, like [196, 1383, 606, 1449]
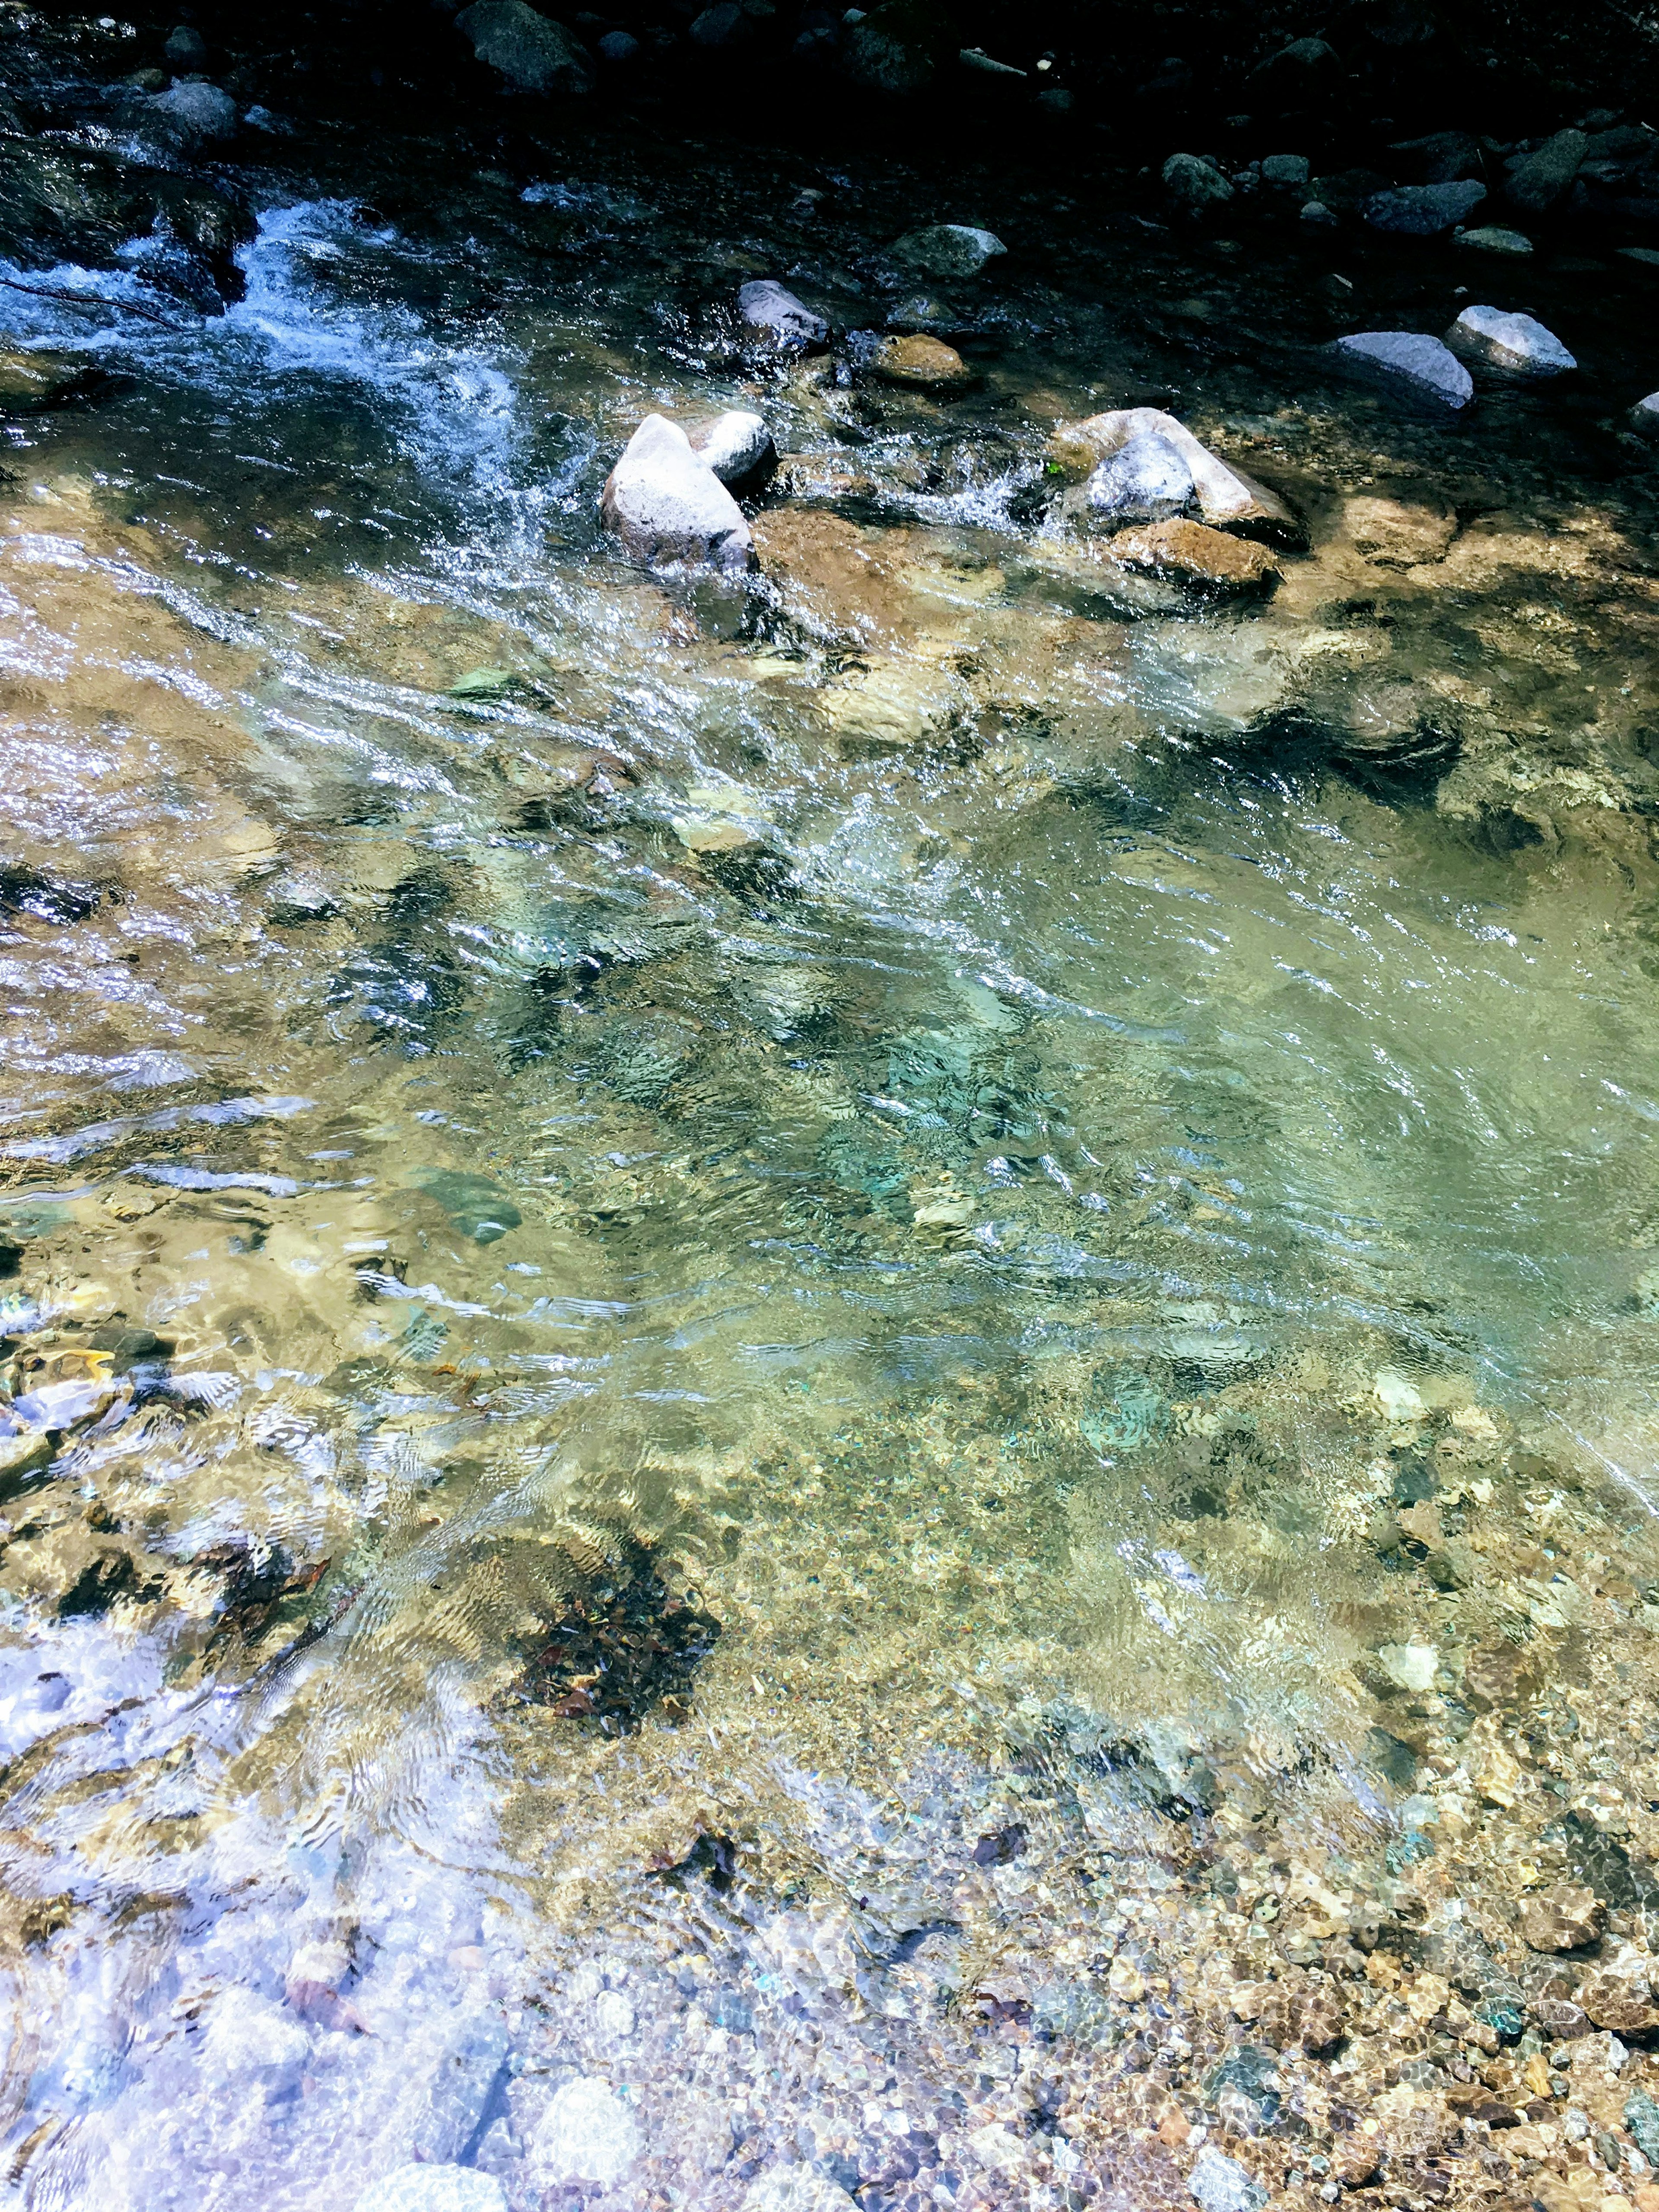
[597, 29, 640, 58]
[841, 0, 942, 93]
[1260, 153, 1310, 188]
[1255, 35, 1338, 79]
[1163, 152, 1234, 214]
[1300, 199, 1338, 226]
[1363, 180, 1486, 234]
[1456, 225, 1532, 254]
[162, 25, 208, 69]
[1332, 330, 1473, 409]
[1628, 392, 1659, 439]
[1190, 2148, 1269, 2212]
[601, 415, 753, 569]
[526, 2077, 643, 2187]
[737, 278, 828, 348]
[353, 2168, 508, 2212]
[1086, 428, 1195, 523]
[959, 45, 1027, 77]
[1505, 128, 1587, 212]
[889, 222, 1005, 277]
[455, 0, 594, 95]
[690, 3, 751, 43]
[1056, 407, 1303, 541]
[146, 79, 238, 150]
[1447, 304, 1575, 375]
[1390, 129, 1480, 182]
[686, 408, 775, 486]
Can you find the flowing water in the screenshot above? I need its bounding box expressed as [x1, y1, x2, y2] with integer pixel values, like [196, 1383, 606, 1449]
[3, 117, 1659, 2212]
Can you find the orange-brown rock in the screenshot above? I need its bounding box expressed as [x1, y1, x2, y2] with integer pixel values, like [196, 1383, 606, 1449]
[868, 334, 975, 387]
[1107, 518, 1281, 592]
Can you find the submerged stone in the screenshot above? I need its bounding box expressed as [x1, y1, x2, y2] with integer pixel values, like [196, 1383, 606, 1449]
[1190, 2144, 1270, 2211]
[353, 2169, 508, 2212]
[527, 2076, 644, 2186]
[1448, 304, 1576, 374]
[853, 331, 974, 386]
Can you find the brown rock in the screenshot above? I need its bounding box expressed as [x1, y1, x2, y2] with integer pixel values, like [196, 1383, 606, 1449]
[1344, 494, 1459, 568]
[1330, 2135, 1379, 2187]
[1107, 518, 1281, 592]
[1464, 1642, 1536, 1710]
[866, 334, 974, 388]
[1520, 1883, 1604, 1953]
[1577, 1970, 1659, 2034]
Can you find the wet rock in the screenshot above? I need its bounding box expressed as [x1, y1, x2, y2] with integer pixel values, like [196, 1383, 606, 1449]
[1049, 407, 1302, 542]
[597, 29, 640, 59]
[1345, 494, 1458, 566]
[1301, 200, 1338, 226]
[690, 4, 753, 46]
[889, 222, 1005, 277]
[1085, 427, 1195, 523]
[1332, 331, 1473, 409]
[526, 2077, 643, 2187]
[686, 408, 776, 489]
[742, 2172, 860, 2212]
[1261, 154, 1310, 188]
[163, 25, 209, 70]
[1580, 1967, 1659, 2036]
[738, 278, 828, 349]
[1630, 392, 1659, 439]
[1457, 224, 1533, 254]
[1107, 518, 1280, 592]
[1364, 180, 1487, 234]
[841, 0, 948, 93]
[1255, 35, 1339, 86]
[1520, 1883, 1604, 1951]
[0, 138, 256, 302]
[600, 414, 754, 570]
[455, 0, 594, 95]
[1163, 153, 1234, 215]
[352, 2169, 508, 2212]
[1447, 304, 1575, 375]
[200, 1987, 310, 2079]
[1506, 129, 1587, 213]
[0, 350, 105, 411]
[852, 331, 973, 386]
[1391, 130, 1481, 182]
[1189, 2145, 1268, 2212]
[144, 79, 238, 152]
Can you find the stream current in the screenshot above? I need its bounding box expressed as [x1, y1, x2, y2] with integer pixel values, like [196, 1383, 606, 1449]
[2, 118, 1659, 2212]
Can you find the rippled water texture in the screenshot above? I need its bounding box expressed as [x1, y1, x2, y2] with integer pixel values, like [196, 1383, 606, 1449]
[3, 125, 1659, 2212]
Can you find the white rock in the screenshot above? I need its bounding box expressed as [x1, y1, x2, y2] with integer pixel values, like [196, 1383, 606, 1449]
[198, 1987, 310, 2079]
[686, 408, 775, 485]
[1190, 2148, 1267, 2212]
[592, 1987, 636, 2037]
[737, 279, 827, 348]
[1086, 427, 1196, 522]
[742, 2171, 860, 2212]
[600, 415, 753, 570]
[1066, 407, 1299, 536]
[1378, 1642, 1439, 1692]
[1332, 331, 1473, 410]
[1631, 392, 1659, 439]
[1448, 304, 1575, 375]
[1373, 1367, 1426, 1421]
[527, 2077, 643, 2187]
[353, 2168, 508, 2212]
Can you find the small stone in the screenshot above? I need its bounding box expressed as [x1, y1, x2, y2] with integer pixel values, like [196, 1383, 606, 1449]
[1261, 153, 1310, 187]
[600, 414, 753, 569]
[1627, 2091, 1659, 2165]
[1377, 1642, 1438, 1692]
[686, 408, 776, 487]
[162, 24, 208, 68]
[1448, 305, 1576, 375]
[1107, 518, 1280, 592]
[1621, 247, 1659, 268]
[1506, 128, 1588, 213]
[1580, 1974, 1659, 2036]
[1332, 331, 1474, 410]
[527, 2078, 643, 2187]
[1189, 2147, 1268, 2212]
[738, 278, 828, 348]
[889, 222, 1006, 277]
[1300, 200, 1339, 226]
[858, 332, 973, 387]
[1163, 153, 1234, 214]
[352, 2169, 508, 2212]
[1345, 495, 1458, 567]
[597, 29, 640, 60]
[456, 0, 594, 93]
[1520, 1883, 1605, 1952]
[1457, 225, 1533, 254]
[1364, 181, 1487, 234]
[1630, 393, 1659, 439]
[1108, 1954, 1147, 2000]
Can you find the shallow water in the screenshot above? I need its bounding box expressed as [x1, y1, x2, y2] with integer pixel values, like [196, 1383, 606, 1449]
[3, 120, 1659, 2212]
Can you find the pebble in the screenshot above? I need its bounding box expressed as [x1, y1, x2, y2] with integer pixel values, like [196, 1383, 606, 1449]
[1300, 200, 1338, 226]
[1107, 518, 1280, 592]
[1506, 127, 1588, 212]
[454, 0, 594, 95]
[888, 222, 1005, 277]
[686, 408, 775, 487]
[1261, 153, 1310, 188]
[1521, 1883, 1605, 1951]
[854, 332, 973, 387]
[1448, 303, 1575, 374]
[1456, 224, 1533, 254]
[597, 29, 640, 59]
[1190, 2146, 1269, 2212]
[1163, 153, 1234, 214]
[527, 2077, 643, 2187]
[1332, 330, 1474, 409]
[737, 278, 828, 348]
[600, 415, 753, 569]
[1363, 180, 1487, 234]
[742, 2171, 861, 2211]
[353, 2170, 507, 2212]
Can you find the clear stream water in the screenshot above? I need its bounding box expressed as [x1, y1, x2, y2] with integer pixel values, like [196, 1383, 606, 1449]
[2, 123, 1659, 2212]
